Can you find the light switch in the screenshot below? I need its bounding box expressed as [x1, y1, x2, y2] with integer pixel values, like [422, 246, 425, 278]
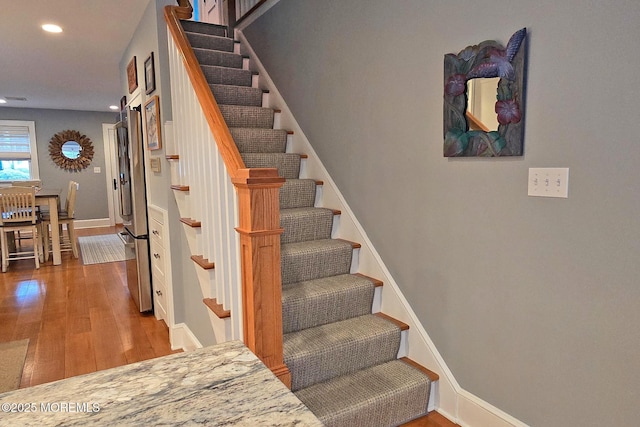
[528, 168, 569, 198]
[94, 167, 101, 173]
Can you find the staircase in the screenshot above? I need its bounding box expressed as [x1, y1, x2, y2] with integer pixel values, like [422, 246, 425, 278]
[173, 18, 438, 427]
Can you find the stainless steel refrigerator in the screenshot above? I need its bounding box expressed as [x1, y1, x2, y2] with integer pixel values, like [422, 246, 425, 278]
[115, 107, 152, 312]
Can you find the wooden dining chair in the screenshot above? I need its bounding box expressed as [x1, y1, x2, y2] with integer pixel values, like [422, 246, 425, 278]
[0, 186, 42, 272]
[42, 181, 79, 259]
[10, 180, 43, 248]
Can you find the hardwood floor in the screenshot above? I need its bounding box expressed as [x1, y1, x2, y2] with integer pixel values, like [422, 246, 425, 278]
[402, 412, 461, 427]
[0, 226, 180, 389]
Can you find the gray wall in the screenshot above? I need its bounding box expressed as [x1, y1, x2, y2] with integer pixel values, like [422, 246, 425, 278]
[120, 0, 174, 210]
[122, 0, 215, 346]
[0, 107, 114, 220]
[243, 1, 640, 426]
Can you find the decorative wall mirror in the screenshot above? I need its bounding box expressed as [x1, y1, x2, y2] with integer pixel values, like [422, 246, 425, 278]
[49, 129, 95, 171]
[443, 28, 527, 157]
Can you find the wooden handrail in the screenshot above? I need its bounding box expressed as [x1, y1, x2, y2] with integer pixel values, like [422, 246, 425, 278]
[165, 1, 289, 387]
[175, 0, 193, 16]
[165, 2, 245, 175]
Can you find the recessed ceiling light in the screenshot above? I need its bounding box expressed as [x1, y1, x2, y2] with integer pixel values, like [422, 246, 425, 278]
[42, 24, 63, 33]
[0, 99, 6, 104]
[109, 105, 119, 110]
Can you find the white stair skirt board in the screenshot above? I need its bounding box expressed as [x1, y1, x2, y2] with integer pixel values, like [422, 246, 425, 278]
[236, 30, 529, 427]
[170, 323, 203, 352]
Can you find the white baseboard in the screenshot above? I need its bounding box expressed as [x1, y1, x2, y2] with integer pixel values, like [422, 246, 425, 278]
[74, 218, 112, 229]
[170, 323, 203, 352]
[449, 390, 530, 427]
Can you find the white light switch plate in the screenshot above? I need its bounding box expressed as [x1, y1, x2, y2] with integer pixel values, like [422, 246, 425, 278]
[94, 166, 101, 173]
[528, 168, 569, 198]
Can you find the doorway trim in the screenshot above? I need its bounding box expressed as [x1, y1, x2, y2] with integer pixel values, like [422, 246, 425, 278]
[103, 123, 121, 226]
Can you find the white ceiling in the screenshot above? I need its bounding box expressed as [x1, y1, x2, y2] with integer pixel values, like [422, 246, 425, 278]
[0, 0, 151, 112]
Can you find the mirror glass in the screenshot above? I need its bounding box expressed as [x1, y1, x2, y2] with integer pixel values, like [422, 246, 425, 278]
[466, 78, 500, 132]
[62, 141, 81, 159]
[443, 28, 527, 157]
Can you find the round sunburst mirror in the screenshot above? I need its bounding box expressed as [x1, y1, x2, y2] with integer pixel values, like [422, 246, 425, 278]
[49, 129, 94, 172]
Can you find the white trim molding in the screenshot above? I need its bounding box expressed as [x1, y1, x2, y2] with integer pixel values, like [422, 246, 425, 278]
[74, 218, 113, 229]
[170, 323, 203, 352]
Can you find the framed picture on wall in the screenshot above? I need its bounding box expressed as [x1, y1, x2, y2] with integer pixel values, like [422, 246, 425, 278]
[127, 56, 137, 94]
[144, 52, 156, 95]
[149, 157, 161, 173]
[144, 95, 162, 151]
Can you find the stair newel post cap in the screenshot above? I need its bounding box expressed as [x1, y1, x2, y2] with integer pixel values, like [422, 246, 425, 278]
[233, 168, 285, 234]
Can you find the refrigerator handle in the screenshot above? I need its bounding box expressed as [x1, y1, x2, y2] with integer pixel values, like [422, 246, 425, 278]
[113, 178, 118, 190]
[118, 231, 135, 249]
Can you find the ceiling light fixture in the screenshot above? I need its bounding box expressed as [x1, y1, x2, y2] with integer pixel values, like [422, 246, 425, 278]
[109, 105, 119, 110]
[0, 99, 6, 104]
[42, 24, 63, 33]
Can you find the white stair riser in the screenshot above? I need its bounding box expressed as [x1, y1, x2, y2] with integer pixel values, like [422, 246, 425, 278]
[206, 311, 233, 344]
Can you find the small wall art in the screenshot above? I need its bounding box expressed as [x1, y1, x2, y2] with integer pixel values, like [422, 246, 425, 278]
[443, 28, 527, 157]
[144, 95, 162, 151]
[144, 52, 156, 95]
[149, 157, 161, 173]
[127, 56, 138, 94]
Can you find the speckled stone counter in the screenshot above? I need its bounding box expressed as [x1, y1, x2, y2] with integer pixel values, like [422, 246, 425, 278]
[0, 340, 323, 426]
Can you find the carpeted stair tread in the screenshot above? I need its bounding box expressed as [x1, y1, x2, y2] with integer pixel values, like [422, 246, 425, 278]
[280, 179, 317, 209]
[280, 207, 334, 244]
[230, 128, 288, 153]
[219, 105, 274, 128]
[194, 48, 243, 69]
[241, 153, 301, 179]
[282, 273, 375, 333]
[201, 65, 252, 87]
[212, 85, 263, 107]
[294, 359, 431, 427]
[185, 31, 234, 52]
[181, 20, 227, 37]
[284, 314, 401, 391]
[281, 239, 353, 285]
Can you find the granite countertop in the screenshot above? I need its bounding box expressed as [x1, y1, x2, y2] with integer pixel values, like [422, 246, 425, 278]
[0, 340, 323, 426]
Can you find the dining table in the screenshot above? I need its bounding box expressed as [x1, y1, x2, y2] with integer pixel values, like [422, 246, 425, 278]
[35, 188, 63, 265]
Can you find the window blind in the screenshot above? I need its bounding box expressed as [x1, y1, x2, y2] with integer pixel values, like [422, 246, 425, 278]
[0, 125, 32, 160]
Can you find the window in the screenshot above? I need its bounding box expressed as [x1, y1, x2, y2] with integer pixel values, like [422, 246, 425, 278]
[0, 120, 39, 182]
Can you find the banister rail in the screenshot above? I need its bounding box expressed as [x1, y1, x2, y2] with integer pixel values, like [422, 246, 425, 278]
[165, 1, 290, 387]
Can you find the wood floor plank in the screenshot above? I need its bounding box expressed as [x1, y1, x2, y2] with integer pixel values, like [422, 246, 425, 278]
[30, 311, 66, 385]
[65, 331, 97, 378]
[89, 306, 128, 371]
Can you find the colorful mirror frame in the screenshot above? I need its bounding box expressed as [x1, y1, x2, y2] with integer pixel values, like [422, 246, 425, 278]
[443, 28, 527, 157]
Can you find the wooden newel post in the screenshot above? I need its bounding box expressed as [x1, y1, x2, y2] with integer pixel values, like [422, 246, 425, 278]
[232, 168, 291, 388]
